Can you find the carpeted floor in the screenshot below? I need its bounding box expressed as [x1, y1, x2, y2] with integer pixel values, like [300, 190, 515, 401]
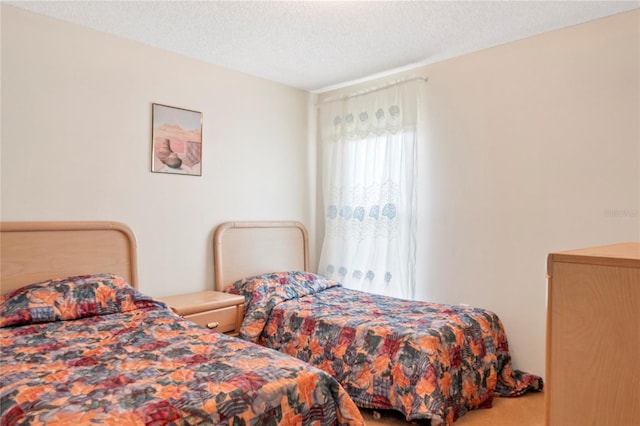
[360, 391, 544, 426]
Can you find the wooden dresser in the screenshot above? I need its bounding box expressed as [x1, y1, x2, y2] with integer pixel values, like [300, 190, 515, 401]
[546, 242, 640, 426]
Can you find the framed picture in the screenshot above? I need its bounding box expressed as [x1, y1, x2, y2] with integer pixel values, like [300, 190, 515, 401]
[151, 103, 203, 176]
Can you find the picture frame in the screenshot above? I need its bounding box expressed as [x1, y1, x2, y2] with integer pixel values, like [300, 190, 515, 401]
[151, 103, 203, 176]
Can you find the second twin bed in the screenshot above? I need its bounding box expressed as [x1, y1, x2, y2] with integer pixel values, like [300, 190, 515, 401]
[213, 221, 542, 425]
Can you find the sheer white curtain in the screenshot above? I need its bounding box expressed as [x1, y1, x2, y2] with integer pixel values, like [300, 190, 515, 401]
[318, 80, 420, 300]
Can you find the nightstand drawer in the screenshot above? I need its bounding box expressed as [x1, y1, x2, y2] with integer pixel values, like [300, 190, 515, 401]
[158, 291, 245, 336]
[184, 306, 238, 333]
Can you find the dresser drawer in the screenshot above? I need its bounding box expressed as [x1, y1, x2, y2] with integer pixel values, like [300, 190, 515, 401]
[184, 305, 239, 334]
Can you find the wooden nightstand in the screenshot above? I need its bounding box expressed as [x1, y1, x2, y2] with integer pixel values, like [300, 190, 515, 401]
[159, 291, 245, 336]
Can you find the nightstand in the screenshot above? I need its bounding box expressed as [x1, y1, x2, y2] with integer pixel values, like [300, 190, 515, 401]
[159, 291, 245, 336]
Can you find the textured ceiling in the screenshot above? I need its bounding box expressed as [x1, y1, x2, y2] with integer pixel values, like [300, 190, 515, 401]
[6, 1, 640, 92]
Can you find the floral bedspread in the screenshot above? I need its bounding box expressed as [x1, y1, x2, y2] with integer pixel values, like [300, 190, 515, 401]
[227, 271, 543, 425]
[0, 273, 364, 426]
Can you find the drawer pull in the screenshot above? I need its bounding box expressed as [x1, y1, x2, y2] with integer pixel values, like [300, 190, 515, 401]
[206, 321, 219, 329]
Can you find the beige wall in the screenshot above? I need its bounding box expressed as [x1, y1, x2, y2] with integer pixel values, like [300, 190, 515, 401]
[1, 5, 313, 296]
[318, 10, 640, 377]
[419, 10, 639, 379]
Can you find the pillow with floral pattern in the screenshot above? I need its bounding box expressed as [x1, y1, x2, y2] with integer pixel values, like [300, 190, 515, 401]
[225, 271, 341, 342]
[0, 273, 161, 328]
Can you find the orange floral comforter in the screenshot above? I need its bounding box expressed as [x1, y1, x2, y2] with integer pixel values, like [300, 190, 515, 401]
[0, 274, 364, 425]
[227, 271, 543, 425]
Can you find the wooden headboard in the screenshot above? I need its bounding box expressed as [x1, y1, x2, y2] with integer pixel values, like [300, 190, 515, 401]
[213, 221, 308, 291]
[1, 221, 138, 294]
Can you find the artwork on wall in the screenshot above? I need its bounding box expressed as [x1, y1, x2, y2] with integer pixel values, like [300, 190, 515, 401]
[151, 103, 203, 176]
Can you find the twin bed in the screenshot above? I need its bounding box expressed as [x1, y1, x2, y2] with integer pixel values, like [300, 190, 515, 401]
[1, 220, 542, 426]
[214, 221, 543, 425]
[0, 221, 363, 425]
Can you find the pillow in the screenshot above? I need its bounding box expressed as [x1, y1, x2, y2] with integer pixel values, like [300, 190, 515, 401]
[225, 271, 341, 342]
[0, 273, 158, 328]
[226, 271, 339, 302]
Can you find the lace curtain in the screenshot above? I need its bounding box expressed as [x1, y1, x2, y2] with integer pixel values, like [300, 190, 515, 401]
[318, 80, 419, 299]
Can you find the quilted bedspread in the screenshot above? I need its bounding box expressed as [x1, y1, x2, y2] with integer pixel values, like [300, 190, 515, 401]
[0, 274, 364, 426]
[227, 272, 543, 425]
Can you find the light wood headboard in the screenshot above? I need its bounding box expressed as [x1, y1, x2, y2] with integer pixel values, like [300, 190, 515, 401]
[1, 221, 138, 295]
[213, 221, 308, 291]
